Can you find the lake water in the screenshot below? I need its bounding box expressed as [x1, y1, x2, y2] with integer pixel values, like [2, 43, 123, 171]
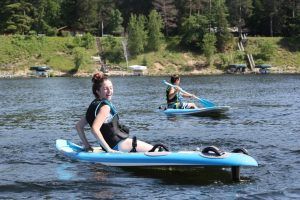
[1, 75, 300, 199]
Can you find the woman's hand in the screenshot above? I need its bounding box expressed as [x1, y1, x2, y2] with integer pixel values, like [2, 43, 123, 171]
[84, 146, 94, 152]
[174, 86, 181, 92]
[107, 149, 122, 153]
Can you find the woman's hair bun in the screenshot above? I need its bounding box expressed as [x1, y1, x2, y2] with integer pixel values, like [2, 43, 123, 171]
[92, 72, 107, 83]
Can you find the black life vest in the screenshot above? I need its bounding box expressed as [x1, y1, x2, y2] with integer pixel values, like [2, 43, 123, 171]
[166, 86, 179, 104]
[85, 99, 129, 148]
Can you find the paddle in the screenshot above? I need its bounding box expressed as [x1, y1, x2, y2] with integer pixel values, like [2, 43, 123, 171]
[163, 80, 216, 108]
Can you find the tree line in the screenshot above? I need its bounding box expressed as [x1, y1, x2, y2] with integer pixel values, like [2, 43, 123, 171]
[0, 0, 299, 57]
[1, 0, 299, 36]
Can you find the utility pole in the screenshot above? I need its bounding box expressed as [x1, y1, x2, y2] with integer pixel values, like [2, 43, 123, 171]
[209, 0, 211, 33]
[270, 14, 273, 37]
[101, 21, 104, 37]
[239, 0, 242, 37]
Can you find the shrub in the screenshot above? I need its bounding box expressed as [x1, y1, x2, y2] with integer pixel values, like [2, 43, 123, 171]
[46, 28, 57, 36]
[73, 47, 88, 70]
[257, 40, 275, 61]
[203, 33, 216, 66]
[142, 56, 147, 66]
[101, 36, 124, 63]
[72, 33, 95, 49]
[219, 54, 231, 69]
[81, 33, 95, 49]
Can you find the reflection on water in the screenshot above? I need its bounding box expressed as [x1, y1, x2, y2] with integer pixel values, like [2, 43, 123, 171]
[56, 163, 77, 181]
[121, 167, 235, 185]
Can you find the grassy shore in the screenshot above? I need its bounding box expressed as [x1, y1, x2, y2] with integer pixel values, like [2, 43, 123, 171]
[0, 35, 299, 78]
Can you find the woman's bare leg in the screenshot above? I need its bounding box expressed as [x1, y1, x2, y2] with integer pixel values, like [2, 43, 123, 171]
[187, 103, 198, 109]
[118, 138, 153, 152]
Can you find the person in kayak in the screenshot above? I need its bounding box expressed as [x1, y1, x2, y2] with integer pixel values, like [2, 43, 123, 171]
[76, 72, 153, 153]
[166, 74, 198, 109]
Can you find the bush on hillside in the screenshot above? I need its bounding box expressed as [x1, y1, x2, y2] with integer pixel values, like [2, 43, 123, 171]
[256, 40, 275, 61]
[73, 33, 95, 49]
[81, 33, 95, 49]
[101, 36, 124, 63]
[46, 28, 58, 36]
[73, 47, 89, 71]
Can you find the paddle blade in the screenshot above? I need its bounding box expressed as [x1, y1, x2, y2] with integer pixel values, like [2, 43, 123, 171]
[199, 98, 216, 107]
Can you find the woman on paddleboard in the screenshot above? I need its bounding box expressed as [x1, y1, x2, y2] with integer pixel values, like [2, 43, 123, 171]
[76, 72, 153, 153]
[166, 74, 198, 109]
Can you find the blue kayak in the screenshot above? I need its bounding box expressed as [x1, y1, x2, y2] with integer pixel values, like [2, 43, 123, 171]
[56, 139, 257, 167]
[163, 106, 230, 117]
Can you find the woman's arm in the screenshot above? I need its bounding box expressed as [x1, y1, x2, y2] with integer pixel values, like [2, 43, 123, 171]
[91, 105, 117, 153]
[181, 92, 195, 98]
[76, 116, 92, 150]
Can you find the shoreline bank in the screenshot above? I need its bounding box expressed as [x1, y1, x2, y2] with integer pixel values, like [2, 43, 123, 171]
[1, 67, 300, 79]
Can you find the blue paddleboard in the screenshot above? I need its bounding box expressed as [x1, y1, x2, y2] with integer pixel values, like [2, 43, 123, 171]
[56, 139, 257, 167]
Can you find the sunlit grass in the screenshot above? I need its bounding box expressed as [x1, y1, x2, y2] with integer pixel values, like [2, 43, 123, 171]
[0, 35, 299, 74]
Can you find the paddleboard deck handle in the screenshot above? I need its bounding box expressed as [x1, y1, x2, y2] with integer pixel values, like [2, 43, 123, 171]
[232, 148, 249, 155]
[202, 146, 224, 156]
[149, 144, 169, 152]
[130, 136, 137, 152]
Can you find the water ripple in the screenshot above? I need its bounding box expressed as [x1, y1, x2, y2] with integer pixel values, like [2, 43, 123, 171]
[1, 75, 300, 199]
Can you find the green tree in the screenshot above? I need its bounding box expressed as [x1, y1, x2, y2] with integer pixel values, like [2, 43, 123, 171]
[61, 0, 77, 28]
[101, 36, 123, 63]
[247, 0, 266, 35]
[203, 33, 216, 66]
[61, 0, 101, 34]
[76, 1, 98, 33]
[226, 0, 253, 34]
[153, 0, 178, 36]
[264, 0, 282, 36]
[31, 0, 62, 34]
[115, 0, 152, 30]
[177, 0, 209, 17]
[96, 0, 116, 36]
[248, 0, 285, 36]
[211, 0, 232, 52]
[106, 9, 124, 36]
[127, 14, 147, 56]
[277, 0, 300, 37]
[147, 10, 164, 51]
[2, 1, 34, 34]
[180, 14, 209, 50]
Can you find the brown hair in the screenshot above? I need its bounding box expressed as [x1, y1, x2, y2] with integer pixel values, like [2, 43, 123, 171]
[92, 72, 108, 98]
[170, 74, 180, 84]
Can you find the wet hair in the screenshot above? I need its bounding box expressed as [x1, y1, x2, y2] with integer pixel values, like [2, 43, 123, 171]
[170, 74, 180, 84]
[92, 72, 109, 98]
